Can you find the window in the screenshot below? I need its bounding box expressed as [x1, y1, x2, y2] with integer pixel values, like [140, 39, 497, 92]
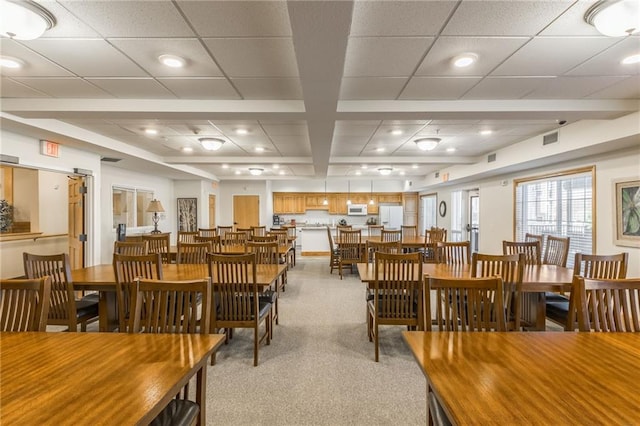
[112, 186, 154, 228]
[514, 167, 595, 268]
[420, 194, 437, 234]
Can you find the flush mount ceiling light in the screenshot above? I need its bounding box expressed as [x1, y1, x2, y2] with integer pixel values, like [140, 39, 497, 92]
[199, 137, 224, 151]
[622, 53, 640, 64]
[376, 147, 385, 153]
[390, 129, 403, 135]
[249, 167, 263, 176]
[181, 146, 193, 153]
[158, 54, 186, 68]
[480, 129, 493, 135]
[585, 0, 640, 37]
[378, 167, 393, 176]
[452, 52, 478, 68]
[255, 147, 265, 153]
[0, 56, 23, 69]
[415, 137, 440, 151]
[235, 128, 248, 135]
[144, 128, 158, 135]
[0, 0, 56, 40]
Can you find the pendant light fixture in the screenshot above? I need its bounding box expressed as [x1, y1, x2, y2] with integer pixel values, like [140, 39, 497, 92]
[346, 181, 352, 205]
[369, 181, 375, 205]
[323, 180, 328, 205]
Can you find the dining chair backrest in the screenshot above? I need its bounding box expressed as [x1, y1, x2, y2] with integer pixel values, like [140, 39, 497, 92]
[131, 278, 211, 334]
[471, 252, 524, 330]
[368, 225, 384, 237]
[502, 240, 541, 265]
[246, 241, 279, 265]
[237, 228, 255, 239]
[0, 276, 52, 332]
[525, 232, 544, 246]
[251, 235, 277, 243]
[251, 226, 267, 237]
[198, 228, 217, 237]
[142, 233, 171, 264]
[574, 252, 628, 279]
[177, 231, 198, 243]
[327, 226, 340, 274]
[401, 225, 417, 239]
[426, 276, 506, 332]
[268, 230, 288, 247]
[124, 235, 143, 242]
[176, 241, 211, 264]
[194, 235, 221, 252]
[114, 240, 148, 256]
[381, 229, 401, 242]
[543, 235, 570, 267]
[224, 231, 248, 246]
[113, 253, 163, 332]
[366, 240, 402, 263]
[428, 227, 447, 243]
[573, 276, 640, 332]
[436, 241, 471, 265]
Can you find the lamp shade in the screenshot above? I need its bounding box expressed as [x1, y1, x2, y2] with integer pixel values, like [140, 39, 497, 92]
[0, 0, 56, 40]
[585, 0, 640, 37]
[146, 199, 165, 213]
[415, 138, 440, 151]
[199, 138, 224, 151]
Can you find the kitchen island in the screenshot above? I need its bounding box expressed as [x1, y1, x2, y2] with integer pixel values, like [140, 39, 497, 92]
[300, 225, 370, 255]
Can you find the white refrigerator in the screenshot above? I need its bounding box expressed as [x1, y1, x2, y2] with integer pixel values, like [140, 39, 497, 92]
[379, 206, 403, 230]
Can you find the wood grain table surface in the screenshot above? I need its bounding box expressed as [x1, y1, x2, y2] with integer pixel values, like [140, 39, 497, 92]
[402, 331, 640, 425]
[0, 332, 225, 426]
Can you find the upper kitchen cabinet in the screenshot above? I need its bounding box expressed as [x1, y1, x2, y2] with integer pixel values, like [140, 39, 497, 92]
[328, 194, 347, 215]
[273, 193, 305, 214]
[305, 194, 329, 210]
[377, 193, 402, 204]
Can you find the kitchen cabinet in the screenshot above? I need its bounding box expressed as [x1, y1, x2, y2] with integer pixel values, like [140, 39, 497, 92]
[328, 194, 347, 214]
[305, 194, 328, 210]
[377, 193, 402, 203]
[273, 193, 305, 214]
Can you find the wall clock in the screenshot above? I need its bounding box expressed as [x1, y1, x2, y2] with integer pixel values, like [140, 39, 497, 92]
[439, 201, 447, 217]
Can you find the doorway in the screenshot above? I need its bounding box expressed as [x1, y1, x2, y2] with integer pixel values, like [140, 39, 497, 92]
[466, 190, 479, 252]
[233, 195, 259, 229]
[68, 176, 86, 269]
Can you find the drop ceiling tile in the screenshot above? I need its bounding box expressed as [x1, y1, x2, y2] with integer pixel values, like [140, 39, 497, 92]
[39, 1, 102, 38]
[109, 39, 223, 77]
[567, 37, 640, 76]
[231, 78, 302, 100]
[177, 1, 291, 37]
[166, 124, 224, 136]
[492, 37, 620, 76]
[330, 136, 370, 156]
[270, 134, 311, 147]
[350, 1, 457, 36]
[586, 76, 640, 99]
[59, 1, 195, 37]
[416, 37, 528, 76]
[339, 77, 408, 100]
[400, 77, 481, 99]
[442, 1, 571, 36]
[87, 78, 176, 98]
[261, 122, 308, 136]
[539, 1, 602, 36]
[463, 77, 554, 99]
[12, 78, 113, 98]
[524, 76, 629, 99]
[156, 78, 239, 99]
[214, 122, 267, 138]
[270, 143, 311, 156]
[203, 38, 298, 78]
[344, 37, 434, 77]
[0, 78, 49, 98]
[334, 121, 379, 136]
[0, 39, 73, 77]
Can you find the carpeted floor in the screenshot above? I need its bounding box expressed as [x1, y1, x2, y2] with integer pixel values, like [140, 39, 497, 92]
[203, 256, 427, 425]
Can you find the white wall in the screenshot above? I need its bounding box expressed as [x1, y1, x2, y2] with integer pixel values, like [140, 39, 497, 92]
[218, 180, 269, 226]
[39, 171, 69, 234]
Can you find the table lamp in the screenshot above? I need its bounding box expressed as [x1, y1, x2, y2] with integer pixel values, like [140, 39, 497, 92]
[146, 199, 165, 233]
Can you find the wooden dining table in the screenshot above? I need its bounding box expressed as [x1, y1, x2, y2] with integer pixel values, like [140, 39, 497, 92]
[357, 262, 574, 330]
[73, 263, 288, 332]
[402, 331, 640, 425]
[0, 332, 225, 426]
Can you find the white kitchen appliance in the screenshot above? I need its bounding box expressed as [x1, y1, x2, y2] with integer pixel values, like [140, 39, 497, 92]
[379, 205, 403, 229]
[347, 204, 368, 215]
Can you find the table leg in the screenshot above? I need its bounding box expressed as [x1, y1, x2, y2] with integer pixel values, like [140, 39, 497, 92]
[99, 292, 119, 332]
[196, 364, 207, 426]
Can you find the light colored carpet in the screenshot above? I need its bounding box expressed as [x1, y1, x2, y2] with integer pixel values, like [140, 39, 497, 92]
[203, 256, 427, 425]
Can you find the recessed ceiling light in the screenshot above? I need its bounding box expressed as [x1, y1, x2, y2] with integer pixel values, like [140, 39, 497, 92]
[355, 171, 362, 176]
[222, 164, 229, 169]
[235, 128, 248, 135]
[399, 171, 405, 176]
[145, 128, 158, 135]
[412, 164, 419, 169]
[255, 147, 265, 153]
[378, 167, 392, 176]
[361, 164, 368, 169]
[622, 53, 640, 65]
[446, 147, 456, 153]
[391, 129, 403, 135]
[279, 170, 285, 175]
[235, 170, 241, 175]
[480, 130, 493, 135]
[249, 167, 263, 176]
[0, 0, 56, 40]
[181, 147, 193, 153]
[158, 54, 185, 68]
[452, 53, 478, 68]
[585, 0, 639, 37]
[199, 137, 224, 151]
[415, 138, 440, 151]
[273, 164, 280, 169]
[0, 56, 23, 69]
[376, 147, 385, 153]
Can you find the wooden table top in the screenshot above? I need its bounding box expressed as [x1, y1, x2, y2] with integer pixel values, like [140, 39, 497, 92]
[0, 332, 224, 425]
[357, 263, 573, 292]
[402, 331, 640, 425]
[335, 236, 426, 248]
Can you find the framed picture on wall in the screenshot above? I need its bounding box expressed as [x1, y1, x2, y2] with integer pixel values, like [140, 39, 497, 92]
[177, 198, 197, 232]
[614, 179, 640, 247]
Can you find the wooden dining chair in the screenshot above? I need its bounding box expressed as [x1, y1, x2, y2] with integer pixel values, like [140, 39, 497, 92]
[502, 240, 541, 265]
[368, 225, 384, 237]
[426, 276, 506, 332]
[381, 229, 401, 242]
[237, 228, 255, 240]
[23, 252, 99, 332]
[251, 225, 266, 237]
[471, 253, 524, 330]
[428, 227, 447, 243]
[194, 235, 221, 252]
[207, 253, 272, 366]
[114, 240, 148, 255]
[327, 226, 340, 275]
[419, 241, 439, 264]
[124, 235, 143, 242]
[216, 225, 233, 238]
[268, 229, 294, 271]
[223, 231, 248, 247]
[281, 225, 297, 267]
[130, 277, 211, 426]
[198, 228, 217, 237]
[401, 225, 418, 239]
[113, 253, 163, 332]
[177, 231, 198, 243]
[525, 232, 544, 245]
[337, 229, 362, 279]
[436, 241, 471, 265]
[142, 233, 171, 264]
[366, 240, 402, 263]
[251, 235, 277, 243]
[176, 241, 211, 264]
[246, 241, 281, 335]
[367, 252, 423, 362]
[543, 235, 570, 267]
[0, 276, 52, 332]
[573, 276, 640, 332]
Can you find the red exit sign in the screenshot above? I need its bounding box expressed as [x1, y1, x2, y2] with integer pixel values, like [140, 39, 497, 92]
[40, 140, 60, 158]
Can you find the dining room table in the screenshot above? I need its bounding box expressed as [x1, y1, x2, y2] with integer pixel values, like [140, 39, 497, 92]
[402, 331, 640, 425]
[357, 262, 574, 330]
[73, 263, 288, 332]
[0, 331, 225, 426]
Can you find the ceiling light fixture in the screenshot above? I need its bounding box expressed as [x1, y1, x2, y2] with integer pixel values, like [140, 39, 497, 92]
[323, 181, 329, 205]
[622, 53, 640, 65]
[235, 128, 248, 135]
[199, 137, 224, 151]
[355, 170, 362, 176]
[452, 52, 478, 68]
[378, 167, 392, 176]
[347, 181, 352, 205]
[376, 147, 385, 153]
[415, 137, 440, 151]
[235, 170, 241, 175]
[585, 0, 639, 37]
[279, 170, 285, 175]
[391, 129, 403, 135]
[249, 168, 263, 176]
[361, 164, 368, 169]
[222, 164, 229, 169]
[181, 147, 193, 153]
[0, 0, 56, 40]
[446, 147, 457, 153]
[255, 147, 265, 153]
[480, 130, 493, 135]
[412, 164, 419, 169]
[273, 164, 280, 169]
[144, 128, 158, 135]
[369, 181, 375, 205]
[0, 56, 23, 69]
[158, 54, 186, 68]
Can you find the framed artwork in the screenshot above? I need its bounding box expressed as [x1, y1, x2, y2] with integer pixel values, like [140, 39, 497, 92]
[177, 198, 197, 232]
[614, 179, 640, 247]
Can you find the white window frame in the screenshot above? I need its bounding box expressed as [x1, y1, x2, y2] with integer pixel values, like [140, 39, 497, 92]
[112, 185, 155, 230]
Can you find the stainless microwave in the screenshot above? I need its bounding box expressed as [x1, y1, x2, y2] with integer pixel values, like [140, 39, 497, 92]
[347, 204, 368, 215]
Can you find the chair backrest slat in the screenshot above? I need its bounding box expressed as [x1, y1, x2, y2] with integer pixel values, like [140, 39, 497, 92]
[503, 240, 541, 265]
[543, 235, 570, 267]
[436, 241, 471, 265]
[176, 242, 211, 264]
[142, 233, 171, 264]
[0, 276, 52, 331]
[574, 276, 640, 332]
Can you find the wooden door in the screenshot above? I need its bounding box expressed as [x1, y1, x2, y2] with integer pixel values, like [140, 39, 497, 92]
[68, 177, 85, 269]
[233, 195, 259, 229]
[208, 194, 216, 228]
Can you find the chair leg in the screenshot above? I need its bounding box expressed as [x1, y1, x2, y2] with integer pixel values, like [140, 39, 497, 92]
[254, 326, 259, 367]
[374, 322, 379, 362]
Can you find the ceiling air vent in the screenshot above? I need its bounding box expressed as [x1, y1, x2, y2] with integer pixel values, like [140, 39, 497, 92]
[0, 154, 19, 164]
[487, 153, 496, 163]
[435, 171, 440, 178]
[101, 157, 122, 163]
[543, 132, 559, 145]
